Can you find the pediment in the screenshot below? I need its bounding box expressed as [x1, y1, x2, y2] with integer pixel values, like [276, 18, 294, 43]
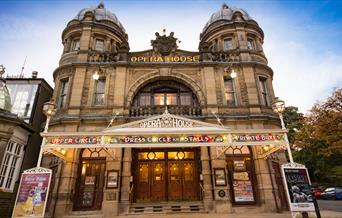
[103, 110, 228, 134]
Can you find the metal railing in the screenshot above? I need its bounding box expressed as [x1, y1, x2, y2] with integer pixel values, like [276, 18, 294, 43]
[129, 105, 202, 117]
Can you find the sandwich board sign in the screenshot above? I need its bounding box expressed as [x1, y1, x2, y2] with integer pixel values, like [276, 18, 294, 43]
[281, 163, 315, 215]
[12, 167, 52, 218]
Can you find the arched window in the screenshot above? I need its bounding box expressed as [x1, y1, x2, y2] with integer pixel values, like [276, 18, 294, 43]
[132, 80, 199, 107]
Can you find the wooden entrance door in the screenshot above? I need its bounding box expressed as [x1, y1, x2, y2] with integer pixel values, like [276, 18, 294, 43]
[136, 161, 166, 201]
[168, 161, 197, 201]
[151, 162, 166, 201]
[74, 158, 106, 210]
[134, 149, 199, 202]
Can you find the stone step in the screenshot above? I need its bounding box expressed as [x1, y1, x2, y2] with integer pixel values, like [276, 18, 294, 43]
[128, 202, 205, 215]
[61, 210, 104, 218]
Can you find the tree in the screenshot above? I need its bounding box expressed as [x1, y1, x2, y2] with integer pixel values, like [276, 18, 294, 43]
[293, 89, 342, 185]
[283, 106, 304, 146]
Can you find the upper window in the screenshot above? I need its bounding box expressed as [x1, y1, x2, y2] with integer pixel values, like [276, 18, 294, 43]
[95, 39, 104, 51]
[6, 84, 38, 123]
[0, 141, 24, 192]
[247, 38, 255, 50]
[224, 77, 237, 106]
[58, 79, 69, 108]
[93, 78, 106, 106]
[223, 38, 233, 51]
[132, 80, 199, 107]
[259, 77, 270, 106]
[72, 39, 80, 51]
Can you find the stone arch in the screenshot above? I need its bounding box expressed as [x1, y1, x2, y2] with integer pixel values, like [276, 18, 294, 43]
[125, 71, 206, 107]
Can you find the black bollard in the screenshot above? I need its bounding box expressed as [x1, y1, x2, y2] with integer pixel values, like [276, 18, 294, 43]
[312, 196, 321, 218]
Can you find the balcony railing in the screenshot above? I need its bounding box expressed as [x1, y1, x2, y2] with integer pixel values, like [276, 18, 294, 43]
[129, 105, 202, 117]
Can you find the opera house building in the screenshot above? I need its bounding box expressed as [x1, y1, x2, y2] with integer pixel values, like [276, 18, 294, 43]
[41, 3, 290, 217]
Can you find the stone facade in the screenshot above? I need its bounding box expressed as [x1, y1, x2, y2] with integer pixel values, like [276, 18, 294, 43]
[45, 3, 289, 217]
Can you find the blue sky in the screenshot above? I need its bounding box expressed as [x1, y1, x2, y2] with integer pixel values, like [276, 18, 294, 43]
[0, 0, 341, 113]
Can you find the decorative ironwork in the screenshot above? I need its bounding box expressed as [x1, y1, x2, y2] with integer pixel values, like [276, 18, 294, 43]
[129, 105, 202, 117]
[23, 167, 52, 173]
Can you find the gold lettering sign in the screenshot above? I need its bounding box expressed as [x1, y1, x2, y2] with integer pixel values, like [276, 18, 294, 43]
[130, 55, 200, 63]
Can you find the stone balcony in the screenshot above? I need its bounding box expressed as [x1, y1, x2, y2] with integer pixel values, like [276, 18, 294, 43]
[129, 105, 202, 117]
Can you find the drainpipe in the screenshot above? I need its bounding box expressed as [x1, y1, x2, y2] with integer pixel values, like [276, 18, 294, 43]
[267, 158, 280, 213]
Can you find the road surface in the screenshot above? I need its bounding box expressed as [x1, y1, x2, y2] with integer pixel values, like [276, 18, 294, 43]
[317, 199, 342, 212]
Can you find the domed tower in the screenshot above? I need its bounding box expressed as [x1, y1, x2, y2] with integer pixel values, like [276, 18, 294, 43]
[60, 2, 129, 65]
[53, 3, 129, 124]
[199, 3, 275, 114]
[200, 3, 266, 64]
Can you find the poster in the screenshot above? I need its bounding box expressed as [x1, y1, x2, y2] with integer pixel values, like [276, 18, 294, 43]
[107, 171, 119, 188]
[282, 166, 315, 212]
[12, 169, 52, 217]
[233, 180, 255, 202]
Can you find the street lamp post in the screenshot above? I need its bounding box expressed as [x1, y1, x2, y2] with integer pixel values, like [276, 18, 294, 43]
[272, 97, 294, 164]
[37, 100, 57, 167]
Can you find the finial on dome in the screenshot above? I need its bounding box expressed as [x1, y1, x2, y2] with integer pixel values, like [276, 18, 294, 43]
[97, 2, 105, 9]
[222, 3, 229, 9]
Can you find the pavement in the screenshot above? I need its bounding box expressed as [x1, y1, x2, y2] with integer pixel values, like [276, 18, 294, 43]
[317, 199, 342, 212]
[119, 210, 342, 218]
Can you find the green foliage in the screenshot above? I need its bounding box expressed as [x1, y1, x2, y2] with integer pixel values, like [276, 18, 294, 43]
[284, 89, 342, 186]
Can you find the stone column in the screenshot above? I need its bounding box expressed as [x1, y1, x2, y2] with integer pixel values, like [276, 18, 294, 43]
[120, 148, 132, 214]
[68, 67, 86, 116]
[203, 67, 218, 113]
[53, 149, 79, 217]
[201, 146, 214, 212]
[252, 147, 277, 212]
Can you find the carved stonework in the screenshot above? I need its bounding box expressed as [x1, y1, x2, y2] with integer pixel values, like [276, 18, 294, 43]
[238, 68, 249, 105]
[151, 31, 178, 56]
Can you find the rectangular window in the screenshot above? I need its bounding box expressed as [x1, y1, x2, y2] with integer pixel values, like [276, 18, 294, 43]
[247, 38, 255, 50]
[224, 78, 237, 106]
[180, 93, 191, 105]
[154, 93, 164, 105]
[95, 39, 104, 51]
[58, 79, 69, 108]
[259, 77, 270, 106]
[223, 38, 233, 51]
[166, 93, 177, 105]
[72, 39, 80, 51]
[139, 94, 151, 106]
[94, 78, 106, 106]
[0, 141, 24, 192]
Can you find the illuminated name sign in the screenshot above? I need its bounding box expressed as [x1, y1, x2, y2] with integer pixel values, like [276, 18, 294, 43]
[46, 135, 226, 146]
[140, 117, 193, 128]
[105, 135, 226, 144]
[232, 133, 285, 142]
[48, 136, 101, 145]
[130, 55, 200, 63]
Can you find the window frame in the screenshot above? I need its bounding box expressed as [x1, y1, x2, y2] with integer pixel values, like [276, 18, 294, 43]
[95, 39, 105, 51]
[224, 77, 237, 106]
[58, 78, 69, 108]
[93, 77, 106, 106]
[247, 38, 255, 50]
[72, 39, 80, 51]
[223, 38, 234, 51]
[258, 76, 270, 106]
[0, 140, 24, 192]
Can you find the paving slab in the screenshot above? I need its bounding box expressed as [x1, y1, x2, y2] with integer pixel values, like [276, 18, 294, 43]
[118, 210, 342, 218]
